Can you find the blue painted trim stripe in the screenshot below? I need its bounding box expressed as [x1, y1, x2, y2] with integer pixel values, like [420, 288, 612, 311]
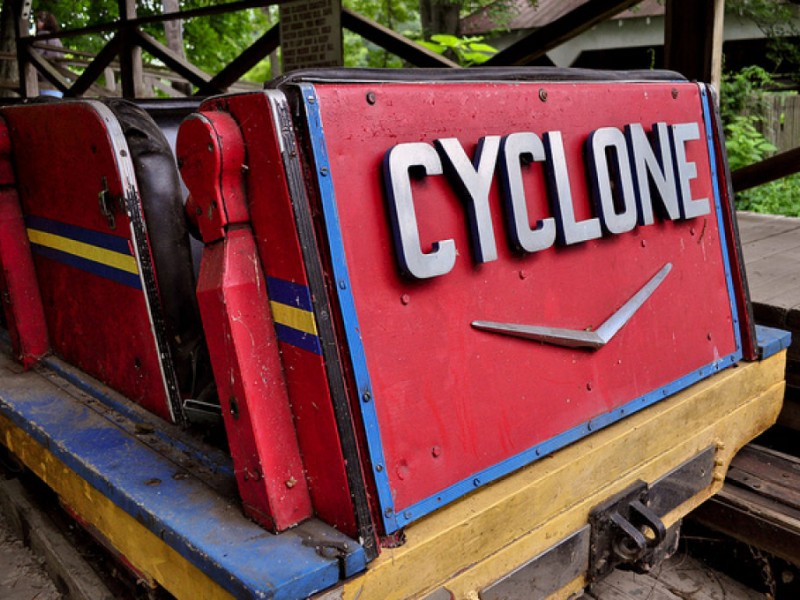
[700, 85, 743, 354]
[25, 216, 141, 290]
[756, 324, 792, 359]
[25, 215, 132, 254]
[300, 84, 397, 530]
[266, 277, 322, 355]
[30, 244, 142, 289]
[266, 276, 314, 311]
[273, 322, 322, 355]
[0, 343, 364, 599]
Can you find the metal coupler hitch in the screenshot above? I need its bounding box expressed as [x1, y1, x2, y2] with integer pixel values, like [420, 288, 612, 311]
[588, 480, 679, 582]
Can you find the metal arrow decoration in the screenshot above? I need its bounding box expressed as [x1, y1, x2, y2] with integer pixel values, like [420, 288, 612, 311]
[471, 262, 672, 349]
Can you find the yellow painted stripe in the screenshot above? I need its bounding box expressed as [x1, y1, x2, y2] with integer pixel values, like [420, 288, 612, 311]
[0, 414, 233, 600]
[270, 301, 318, 336]
[27, 228, 138, 275]
[332, 352, 786, 599]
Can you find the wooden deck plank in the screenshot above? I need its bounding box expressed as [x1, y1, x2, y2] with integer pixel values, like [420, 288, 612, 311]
[741, 228, 800, 263]
[736, 211, 800, 244]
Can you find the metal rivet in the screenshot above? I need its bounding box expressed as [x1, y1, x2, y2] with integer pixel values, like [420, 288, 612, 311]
[672, 88, 679, 99]
[586, 381, 592, 391]
[473, 478, 480, 487]
[403, 511, 412, 519]
[432, 446, 442, 458]
[538, 88, 548, 102]
[307, 96, 316, 104]
[362, 391, 371, 402]
[401, 294, 410, 305]
[366, 91, 377, 105]
[375, 464, 383, 472]
[707, 333, 712, 341]
[519, 270, 527, 280]
[641, 239, 647, 248]
[320, 167, 329, 176]
[338, 279, 347, 289]
[384, 507, 393, 517]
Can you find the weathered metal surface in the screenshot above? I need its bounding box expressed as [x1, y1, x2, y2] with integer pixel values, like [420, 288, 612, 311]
[321, 353, 785, 599]
[480, 526, 590, 600]
[180, 91, 376, 546]
[647, 446, 716, 517]
[0, 118, 49, 368]
[0, 101, 180, 422]
[0, 345, 365, 598]
[290, 76, 745, 532]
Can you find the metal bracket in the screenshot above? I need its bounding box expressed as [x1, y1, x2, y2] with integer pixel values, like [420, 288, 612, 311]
[588, 480, 677, 582]
[98, 177, 123, 229]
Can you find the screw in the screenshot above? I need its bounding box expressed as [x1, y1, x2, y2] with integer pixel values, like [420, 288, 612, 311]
[362, 391, 372, 402]
[320, 167, 329, 176]
[338, 279, 347, 290]
[366, 91, 377, 105]
[473, 478, 480, 487]
[539, 88, 548, 102]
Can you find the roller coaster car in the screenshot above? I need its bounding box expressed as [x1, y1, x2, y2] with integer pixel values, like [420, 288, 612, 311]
[0, 69, 790, 599]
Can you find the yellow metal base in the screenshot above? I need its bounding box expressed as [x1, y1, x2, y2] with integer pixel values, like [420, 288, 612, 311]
[322, 352, 786, 600]
[0, 352, 786, 600]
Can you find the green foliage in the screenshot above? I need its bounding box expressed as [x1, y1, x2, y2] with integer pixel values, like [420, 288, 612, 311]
[728, 0, 800, 74]
[33, 1, 273, 78]
[720, 65, 800, 216]
[419, 33, 497, 66]
[723, 115, 776, 172]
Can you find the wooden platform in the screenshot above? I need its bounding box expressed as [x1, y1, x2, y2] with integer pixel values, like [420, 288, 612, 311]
[690, 212, 800, 574]
[738, 211, 800, 430]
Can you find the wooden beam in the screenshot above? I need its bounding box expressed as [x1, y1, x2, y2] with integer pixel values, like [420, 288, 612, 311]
[66, 34, 123, 97]
[118, 0, 143, 98]
[483, 0, 642, 67]
[341, 8, 459, 68]
[23, 46, 69, 92]
[135, 30, 210, 89]
[198, 23, 280, 95]
[31, 1, 288, 42]
[731, 147, 800, 193]
[664, 0, 724, 86]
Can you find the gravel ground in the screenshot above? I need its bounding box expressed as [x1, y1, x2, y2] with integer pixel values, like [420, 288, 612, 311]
[0, 511, 62, 600]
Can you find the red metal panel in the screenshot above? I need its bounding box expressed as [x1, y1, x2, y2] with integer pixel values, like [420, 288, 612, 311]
[195, 228, 313, 531]
[222, 93, 359, 535]
[179, 98, 358, 536]
[0, 103, 172, 419]
[0, 119, 49, 367]
[304, 81, 740, 521]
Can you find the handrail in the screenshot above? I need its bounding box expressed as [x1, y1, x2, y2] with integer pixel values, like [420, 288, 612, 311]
[731, 147, 800, 192]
